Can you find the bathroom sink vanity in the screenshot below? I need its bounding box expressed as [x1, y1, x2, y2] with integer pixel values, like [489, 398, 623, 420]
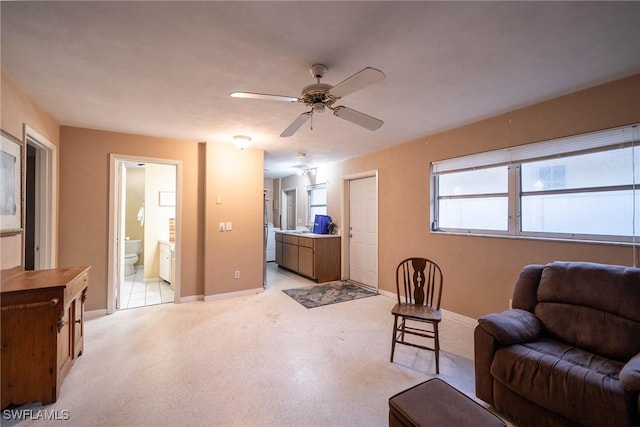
[158, 241, 175, 287]
[1, 265, 90, 409]
[275, 231, 340, 282]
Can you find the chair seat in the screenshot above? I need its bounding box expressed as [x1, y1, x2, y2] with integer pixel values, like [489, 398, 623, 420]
[392, 303, 442, 322]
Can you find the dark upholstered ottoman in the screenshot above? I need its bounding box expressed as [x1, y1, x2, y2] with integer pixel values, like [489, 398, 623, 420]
[389, 378, 505, 427]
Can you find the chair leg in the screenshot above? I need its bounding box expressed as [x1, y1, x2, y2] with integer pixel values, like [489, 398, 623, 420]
[434, 322, 440, 374]
[390, 315, 399, 362]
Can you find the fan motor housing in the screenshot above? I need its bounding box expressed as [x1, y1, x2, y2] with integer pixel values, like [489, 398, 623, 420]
[300, 83, 336, 108]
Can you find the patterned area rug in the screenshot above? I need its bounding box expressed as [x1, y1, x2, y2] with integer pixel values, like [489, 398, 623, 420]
[283, 281, 377, 309]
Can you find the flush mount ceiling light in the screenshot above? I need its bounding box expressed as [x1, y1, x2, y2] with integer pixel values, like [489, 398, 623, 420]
[233, 135, 251, 150]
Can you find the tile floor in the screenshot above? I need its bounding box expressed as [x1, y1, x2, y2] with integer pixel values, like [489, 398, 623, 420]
[119, 266, 174, 309]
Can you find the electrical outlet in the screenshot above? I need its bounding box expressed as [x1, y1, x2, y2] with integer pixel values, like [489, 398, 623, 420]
[234, 270, 240, 279]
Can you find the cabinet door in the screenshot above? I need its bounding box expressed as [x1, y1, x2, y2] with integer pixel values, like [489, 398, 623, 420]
[73, 296, 84, 359]
[275, 240, 283, 265]
[57, 305, 73, 380]
[298, 246, 314, 278]
[159, 244, 171, 282]
[283, 243, 298, 271]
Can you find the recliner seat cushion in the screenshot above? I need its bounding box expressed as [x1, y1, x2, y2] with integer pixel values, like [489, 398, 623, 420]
[490, 338, 634, 427]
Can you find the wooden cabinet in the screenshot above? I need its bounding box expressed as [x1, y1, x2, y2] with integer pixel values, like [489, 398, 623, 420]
[1, 265, 90, 409]
[298, 246, 314, 278]
[275, 233, 340, 282]
[275, 232, 283, 265]
[282, 234, 299, 271]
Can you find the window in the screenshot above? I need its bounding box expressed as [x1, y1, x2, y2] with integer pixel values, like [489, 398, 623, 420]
[436, 166, 509, 231]
[307, 183, 327, 226]
[432, 124, 640, 242]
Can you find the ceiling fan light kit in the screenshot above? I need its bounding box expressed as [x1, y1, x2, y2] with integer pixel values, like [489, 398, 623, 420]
[231, 63, 385, 137]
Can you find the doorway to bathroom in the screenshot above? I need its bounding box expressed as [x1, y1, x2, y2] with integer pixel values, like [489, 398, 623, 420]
[107, 154, 182, 314]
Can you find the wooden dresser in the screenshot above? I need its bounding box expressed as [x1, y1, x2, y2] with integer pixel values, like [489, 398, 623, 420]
[1, 265, 90, 409]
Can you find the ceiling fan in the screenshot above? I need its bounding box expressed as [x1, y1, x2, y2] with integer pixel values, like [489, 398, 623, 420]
[231, 64, 385, 137]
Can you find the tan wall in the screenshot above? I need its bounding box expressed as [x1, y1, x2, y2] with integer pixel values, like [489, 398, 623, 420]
[58, 127, 203, 311]
[0, 71, 60, 270]
[320, 73, 640, 319]
[204, 143, 264, 295]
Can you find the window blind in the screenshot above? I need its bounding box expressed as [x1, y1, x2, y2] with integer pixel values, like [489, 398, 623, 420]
[432, 124, 639, 174]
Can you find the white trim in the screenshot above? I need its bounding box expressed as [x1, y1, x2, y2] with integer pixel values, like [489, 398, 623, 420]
[442, 308, 478, 327]
[204, 287, 263, 302]
[378, 288, 396, 299]
[180, 295, 204, 303]
[341, 170, 379, 289]
[281, 186, 297, 230]
[107, 154, 183, 315]
[24, 125, 57, 269]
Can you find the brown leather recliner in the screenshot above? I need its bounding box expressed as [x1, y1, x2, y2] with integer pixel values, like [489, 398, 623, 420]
[474, 261, 640, 427]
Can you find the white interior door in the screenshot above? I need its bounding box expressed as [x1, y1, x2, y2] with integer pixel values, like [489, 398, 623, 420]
[116, 162, 126, 310]
[25, 126, 57, 270]
[349, 176, 377, 289]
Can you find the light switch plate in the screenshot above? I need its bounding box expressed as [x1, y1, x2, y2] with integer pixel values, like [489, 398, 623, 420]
[219, 222, 225, 232]
[225, 222, 232, 231]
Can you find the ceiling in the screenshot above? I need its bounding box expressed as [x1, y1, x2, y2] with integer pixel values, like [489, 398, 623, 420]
[2, 2, 640, 178]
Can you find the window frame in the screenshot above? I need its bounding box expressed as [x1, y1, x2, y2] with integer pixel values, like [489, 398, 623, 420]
[431, 124, 640, 244]
[307, 183, 328, 227]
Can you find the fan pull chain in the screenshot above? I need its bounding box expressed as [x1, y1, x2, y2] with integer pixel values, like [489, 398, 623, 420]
[310, 113, 314, 131]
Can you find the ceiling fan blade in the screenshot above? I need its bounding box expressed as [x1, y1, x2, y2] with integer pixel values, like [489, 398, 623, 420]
[328, 67, 385, 99]
[333, 106, 383, 131]
[280, 112, 312, 137]
[230, 92, 299, 103]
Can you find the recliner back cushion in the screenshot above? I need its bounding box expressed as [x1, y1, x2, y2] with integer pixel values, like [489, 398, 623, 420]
[534, 261, 640, 362]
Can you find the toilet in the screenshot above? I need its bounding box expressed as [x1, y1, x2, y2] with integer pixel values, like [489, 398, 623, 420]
[124, 239, 143, 276]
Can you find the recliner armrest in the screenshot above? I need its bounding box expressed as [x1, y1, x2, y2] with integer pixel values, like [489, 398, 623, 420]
[478, 309, 542, 346]
[620, 352, 640, 392]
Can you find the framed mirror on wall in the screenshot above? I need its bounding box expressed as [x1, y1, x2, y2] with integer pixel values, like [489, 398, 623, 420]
[1, 130, 24, 236]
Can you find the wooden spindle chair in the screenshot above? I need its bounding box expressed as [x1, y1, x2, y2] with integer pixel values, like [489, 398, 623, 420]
[390, 257, 444, 373]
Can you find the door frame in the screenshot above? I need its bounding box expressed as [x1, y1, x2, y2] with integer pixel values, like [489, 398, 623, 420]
[107, 153, 183, 314]
[24, 125, 57, 269]
[281, 187, 297, 231]
[341, 170, 379, 290]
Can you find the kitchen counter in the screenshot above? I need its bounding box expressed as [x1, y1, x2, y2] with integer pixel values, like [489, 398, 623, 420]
[276, 230, 339, 238]
[275, 232, 340, 282]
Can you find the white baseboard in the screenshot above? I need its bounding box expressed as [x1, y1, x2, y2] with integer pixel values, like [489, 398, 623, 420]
[442, 308, 477, 327]
[85, 309, 107, 319]
[204, 287, 263, 302]
[180, 294, 204, 303]
[378, 288, 396, 299]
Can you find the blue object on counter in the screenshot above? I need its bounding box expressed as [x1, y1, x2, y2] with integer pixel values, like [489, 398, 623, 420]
[313, 215, 331, 234]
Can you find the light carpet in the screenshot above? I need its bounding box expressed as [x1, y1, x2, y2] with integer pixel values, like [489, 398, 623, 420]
[5, 264, 484, 427]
